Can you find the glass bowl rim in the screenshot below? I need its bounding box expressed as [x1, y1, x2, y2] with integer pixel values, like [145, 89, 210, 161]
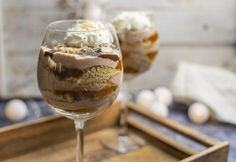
[46, 19, 113, 33]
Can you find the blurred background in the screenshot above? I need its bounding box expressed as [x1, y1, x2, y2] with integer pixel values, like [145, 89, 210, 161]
[0, 0, 236, 161]
[0, 0, 235, 97]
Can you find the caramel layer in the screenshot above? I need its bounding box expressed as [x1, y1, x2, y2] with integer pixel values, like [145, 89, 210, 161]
[147, 51, 158, 61]
[98, 54, 120, 61]
[115, 60, 123, 71]
[53, 84, 118, 101]
[145, 32, 158, 43]
[124, 66, 139, 74]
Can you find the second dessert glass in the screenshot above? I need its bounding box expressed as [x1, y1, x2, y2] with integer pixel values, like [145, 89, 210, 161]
[102, 9, 159, 153]
[37, 20, 123, 162]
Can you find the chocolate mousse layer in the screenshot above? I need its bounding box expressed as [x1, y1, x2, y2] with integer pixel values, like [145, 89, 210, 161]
[38, 45, 123, 113]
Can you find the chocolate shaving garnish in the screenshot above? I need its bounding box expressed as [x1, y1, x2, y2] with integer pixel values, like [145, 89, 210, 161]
[52, 65, 84, 80]
[99, 54, 120, 61]
[95, 48, 102, 53]
[44, 51, 54, 58]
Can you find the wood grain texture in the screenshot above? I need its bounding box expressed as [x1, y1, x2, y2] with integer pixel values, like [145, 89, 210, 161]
[127, 102, 220, 147]
[127, 103, 229, 162]
[0, 102, 179, 162]
[180, 142, 229, 162]
[127, 116, 197, 157]
[1, 128, 179, 162]
[0, 102, 120, 160]
[0, 102, 229, 162]
[108, 0, 236, 45]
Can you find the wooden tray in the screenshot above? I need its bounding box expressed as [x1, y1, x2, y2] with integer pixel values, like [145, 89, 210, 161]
[0, 102, 229, 162]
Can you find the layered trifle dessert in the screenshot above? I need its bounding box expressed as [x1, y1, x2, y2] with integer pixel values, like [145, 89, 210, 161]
[113, 12, 159, 79]
[37, 21, 123, 116]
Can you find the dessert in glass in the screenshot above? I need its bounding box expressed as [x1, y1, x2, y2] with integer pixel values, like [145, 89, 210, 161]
[114, 11, 159, 80]
[37, 20, 123, 162]
[102, 11, 159, 153]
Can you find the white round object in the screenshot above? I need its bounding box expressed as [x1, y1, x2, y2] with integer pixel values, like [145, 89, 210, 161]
[5, 99, 28, 122]
[84, 4, 102, 20]
[154, 87, 173, 106]
[116, 92, 130, 103]
[188, 102, 210, 124]
[147, 102, 169, 117]
[136, 90, 155, 107]
[116, 92, 124, 102]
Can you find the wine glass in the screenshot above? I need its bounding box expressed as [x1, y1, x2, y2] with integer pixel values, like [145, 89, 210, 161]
[37, 20, 123, 162]
[102, 9, 159, 153]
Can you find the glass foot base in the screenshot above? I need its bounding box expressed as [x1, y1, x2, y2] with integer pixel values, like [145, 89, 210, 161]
[101, 134, 146, 153]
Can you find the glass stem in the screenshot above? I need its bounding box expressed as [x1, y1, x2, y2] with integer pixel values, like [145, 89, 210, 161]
[74, 120, 85, 162]
[119, 81, 129, 137]
[119, 104, 128, 137]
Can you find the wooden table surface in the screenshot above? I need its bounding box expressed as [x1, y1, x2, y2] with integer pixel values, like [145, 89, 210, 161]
[0, 99, 235, 161]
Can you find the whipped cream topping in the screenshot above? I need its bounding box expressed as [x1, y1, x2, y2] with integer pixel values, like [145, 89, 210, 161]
[113, 12, 152, 30]
[64, 21, 114, 48]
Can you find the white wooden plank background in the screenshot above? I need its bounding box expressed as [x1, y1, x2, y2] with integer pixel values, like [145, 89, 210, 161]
[0, 0, 76, 97]
[0, 0, 236, 97]
[0, 0, 6, 96]
[109, 0, 236, 45]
